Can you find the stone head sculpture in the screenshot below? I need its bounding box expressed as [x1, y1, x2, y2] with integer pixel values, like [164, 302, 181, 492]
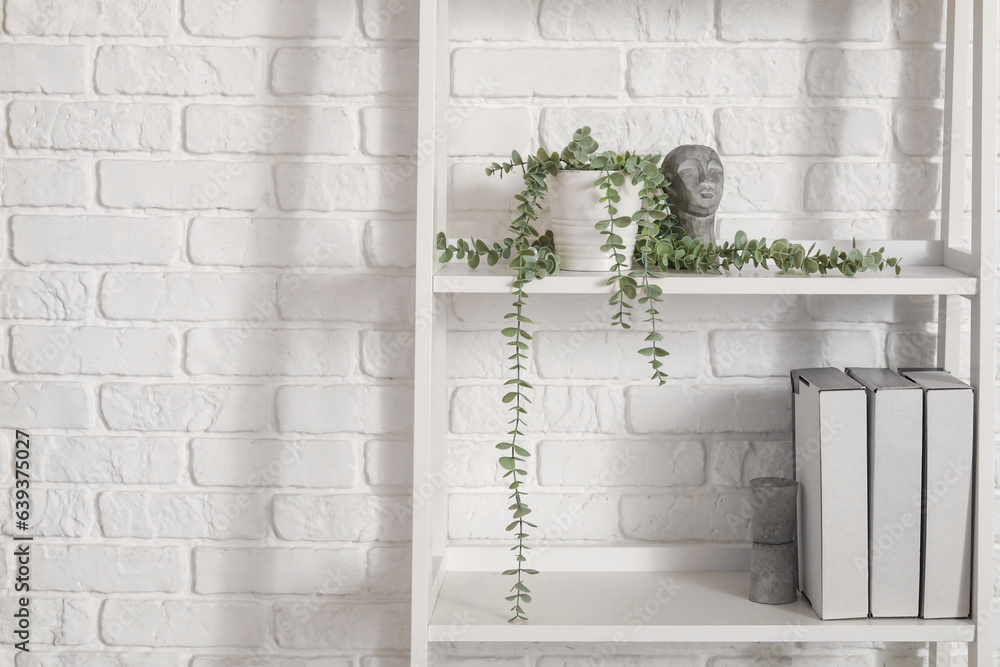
[660, 145, 724, 244]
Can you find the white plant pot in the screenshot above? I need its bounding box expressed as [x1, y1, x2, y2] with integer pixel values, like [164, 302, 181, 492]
[546, 170, 642, 272]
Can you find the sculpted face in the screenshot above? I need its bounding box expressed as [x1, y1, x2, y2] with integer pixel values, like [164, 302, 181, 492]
[661, 145, 724, 218]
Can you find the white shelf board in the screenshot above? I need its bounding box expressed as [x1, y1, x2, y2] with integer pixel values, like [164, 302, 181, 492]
[433, 264, 977, 296]
[429, 570, 975, 643]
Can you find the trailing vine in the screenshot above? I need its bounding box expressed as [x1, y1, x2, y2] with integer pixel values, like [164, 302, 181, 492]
[436, 127, 901, 621]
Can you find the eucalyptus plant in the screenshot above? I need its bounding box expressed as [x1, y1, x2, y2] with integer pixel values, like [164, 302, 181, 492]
[436, 127, 901, 622]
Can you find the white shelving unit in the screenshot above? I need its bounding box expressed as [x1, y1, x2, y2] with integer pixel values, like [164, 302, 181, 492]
[411, 0, 997, 664]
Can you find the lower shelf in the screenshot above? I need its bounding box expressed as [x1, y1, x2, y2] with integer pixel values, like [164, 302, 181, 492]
[429, 570, 975, 643]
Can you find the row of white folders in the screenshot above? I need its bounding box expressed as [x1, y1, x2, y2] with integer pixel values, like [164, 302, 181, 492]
[791, 367, 973, 620]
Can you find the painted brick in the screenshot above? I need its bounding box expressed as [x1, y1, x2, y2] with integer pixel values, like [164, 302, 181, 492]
[34, 545, 184, 592]
[2, 160, 89, 207]
[0, 46, 88, 93]
[717, 107, 886, 156]
[806, 49, 943, 98]
[271, 47, 417, 96]
[452, 293, 801, 324]
[96, 46, 263, 96]
[276, 385, 413, 434]
[99, 160, 269, 210]
[360, 108, 416, 157]
[189, 217, 357, 267]
[101, 601, 267, 648]
[183, 0, 354, 37]
[719, 0, 890, 41]
[11, 216, 180, 265]
[538, 657, 699, 667]
[190, 438, 358, 488]
[98, 491, 267, 539]
[806, 295, 935, 323]
[361, 0, 417, 39]
[449, 493, 617, 540]
[185, 105, 354, 155]
[710, 329, 882, 377]
[620, 493, 750, 541]
[446, 439, 508, 487]
[100, 272, 274, 321]
[0, 3, 965, 665]
[185, 328, 356, 376]
[540, 0, 713, 40]
[0, 272, 93, 320]
[894, 107, 944, 156]
[534, 330, 703, 380]
[450, 162, 525, 213]
[0, 436, 11, 487]
[275, 163, 417, 213]
[6, 0, 174, 35]
[8, 102, 175, 151]
[276, 274, 414, 323]
[11, 326, 179, 376]
[453, 48, 622, 97]
[720, 161, 802, 214]
[191, 660, 349, 667]
[886, 331, 936, 368]
[450, 385, 620, 434]
[805, 162, 940, 212]
[894, 0, 945, 42]
[0, 383, 92, 429]
[540, 107, 713, 155]
[1, 488, 93, 537]
[364, 439, 412, 487]
[361, 330, 414, 379]
[711, 657, 871, 667]
[446, 330, 507, 379]
[627, 384, 792, 434]
[367, 545, 411, 593]
[537, 440, 705, 487]
[100, 383, 271, 432]
[193, 547, 363, 594]
[630, 49, 803, 97]
[707, 440, 795, 486]
[273, 602, 408, 649]
[449, 107, 535, 157]
[34, 435, 181, 484]
[450, 0, 535, 40]
[364, 220, 416, 268]
[15, 654, 183, 667]
[359, 660, 409, 667]
[362, 0, 536, 41]
[718, 216, 897, 241]
[273, 494, 411, 541]
[0, 598, 96, 645]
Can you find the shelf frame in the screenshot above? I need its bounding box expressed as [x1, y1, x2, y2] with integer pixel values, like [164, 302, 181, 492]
[411, 0, 998, 664]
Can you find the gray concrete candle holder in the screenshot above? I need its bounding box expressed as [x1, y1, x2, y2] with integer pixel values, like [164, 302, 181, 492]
[750, 542, 798, 605]
[750, 477, 798, 544]
[748, 477, 799, 605]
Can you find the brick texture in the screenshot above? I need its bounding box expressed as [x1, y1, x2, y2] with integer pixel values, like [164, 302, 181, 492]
[0, 2, 963, 665]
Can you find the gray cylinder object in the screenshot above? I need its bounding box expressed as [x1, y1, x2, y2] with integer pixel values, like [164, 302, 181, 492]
[749, 541, 798, 605]
[750, 477, 798, 545]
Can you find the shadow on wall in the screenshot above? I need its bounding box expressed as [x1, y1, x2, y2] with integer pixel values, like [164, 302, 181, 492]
[194, 0, 419, 656]
[807, 0, 944, 242]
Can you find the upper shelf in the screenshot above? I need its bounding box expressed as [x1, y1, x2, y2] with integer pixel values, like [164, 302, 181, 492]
[434, 263, 978, 296]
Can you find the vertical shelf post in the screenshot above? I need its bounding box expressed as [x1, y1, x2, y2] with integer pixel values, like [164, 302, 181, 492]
[937, 0, 970, 371]
[412, 0, 449, 665]
[969, 0, 997, 664]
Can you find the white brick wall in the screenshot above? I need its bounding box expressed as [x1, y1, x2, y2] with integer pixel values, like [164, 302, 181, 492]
[0, 0, 989, 665]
